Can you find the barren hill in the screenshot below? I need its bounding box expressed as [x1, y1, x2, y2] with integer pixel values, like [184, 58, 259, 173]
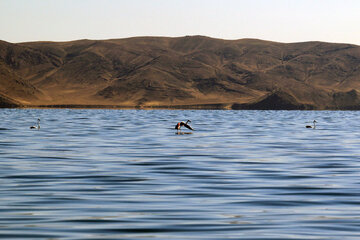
[1, 36, 360, 109]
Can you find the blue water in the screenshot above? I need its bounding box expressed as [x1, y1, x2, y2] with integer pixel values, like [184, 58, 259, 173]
[1, 109, 360, 239]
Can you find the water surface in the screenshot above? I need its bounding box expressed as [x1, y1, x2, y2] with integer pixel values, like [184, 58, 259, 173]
[1, 109, 360, 239]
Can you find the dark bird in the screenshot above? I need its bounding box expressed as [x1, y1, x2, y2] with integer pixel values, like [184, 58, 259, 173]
[306, 120, 317, 129]
[175, 120, 193, 130]
[30, 118, 40, 129]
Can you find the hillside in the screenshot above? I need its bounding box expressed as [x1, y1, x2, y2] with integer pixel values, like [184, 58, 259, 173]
[0, 36, 360, 109]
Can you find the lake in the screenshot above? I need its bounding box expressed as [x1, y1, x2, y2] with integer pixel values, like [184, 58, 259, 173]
[1, 109, 360, 239]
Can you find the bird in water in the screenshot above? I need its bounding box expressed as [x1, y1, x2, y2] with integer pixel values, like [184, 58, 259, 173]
[306, 120, 317, 129]
[30, 118, 40, 129]
[175, 120, 194, 131]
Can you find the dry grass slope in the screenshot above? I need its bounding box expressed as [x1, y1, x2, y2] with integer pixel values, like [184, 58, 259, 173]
[0, 36, 360, 109]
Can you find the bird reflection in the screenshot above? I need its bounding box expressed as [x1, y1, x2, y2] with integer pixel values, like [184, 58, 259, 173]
[175, 131, 193, 135]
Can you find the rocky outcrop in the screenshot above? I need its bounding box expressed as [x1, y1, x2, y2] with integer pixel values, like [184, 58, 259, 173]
[232, 91, 314, 110]
[0, 94, 21, 108]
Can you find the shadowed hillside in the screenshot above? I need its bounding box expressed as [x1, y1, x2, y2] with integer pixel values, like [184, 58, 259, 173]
[0, 36, 360, 109]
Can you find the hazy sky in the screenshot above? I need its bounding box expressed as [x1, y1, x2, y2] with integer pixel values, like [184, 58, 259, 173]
[1, 0, 359, 44]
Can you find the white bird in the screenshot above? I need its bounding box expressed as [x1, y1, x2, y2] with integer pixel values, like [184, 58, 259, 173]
[306, 120, 317, 129]
[30, 118, 40, 129]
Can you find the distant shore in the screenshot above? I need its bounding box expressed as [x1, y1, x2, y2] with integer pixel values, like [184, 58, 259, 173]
[2, 103, 230, 110]
[3, 103, 360, 110]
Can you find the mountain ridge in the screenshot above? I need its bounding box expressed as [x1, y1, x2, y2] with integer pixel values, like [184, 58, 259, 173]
[1, 36, 360, 109]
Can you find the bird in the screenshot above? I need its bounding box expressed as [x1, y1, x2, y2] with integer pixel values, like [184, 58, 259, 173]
[30, 118, 40, 129]
[306, 120, 317, 129]
[175, 120, 194, 131]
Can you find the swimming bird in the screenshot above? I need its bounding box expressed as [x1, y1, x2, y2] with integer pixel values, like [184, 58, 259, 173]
[306, 120, 317, 129]
[30, 118, 40, 129]
[175, 120, 193, 130]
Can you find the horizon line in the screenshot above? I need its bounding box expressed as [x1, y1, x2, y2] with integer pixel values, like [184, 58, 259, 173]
[2, 35, 359, 46]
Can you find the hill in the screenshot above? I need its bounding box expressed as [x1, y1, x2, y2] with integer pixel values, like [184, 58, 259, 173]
[0, 36, 360, 109]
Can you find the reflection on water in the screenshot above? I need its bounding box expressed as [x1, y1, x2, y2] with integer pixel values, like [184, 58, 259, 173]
[1, 109, 360, 239]
[175, 131, 193, 135]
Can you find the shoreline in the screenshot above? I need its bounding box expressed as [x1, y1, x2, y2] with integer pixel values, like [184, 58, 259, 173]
[2, 103, 360, 110]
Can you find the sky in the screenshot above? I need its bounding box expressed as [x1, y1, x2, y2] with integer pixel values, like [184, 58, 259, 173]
[1, 0, 360, 44]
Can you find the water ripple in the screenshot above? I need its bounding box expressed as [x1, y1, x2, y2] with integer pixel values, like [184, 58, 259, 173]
[0, 109, 360, 239]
